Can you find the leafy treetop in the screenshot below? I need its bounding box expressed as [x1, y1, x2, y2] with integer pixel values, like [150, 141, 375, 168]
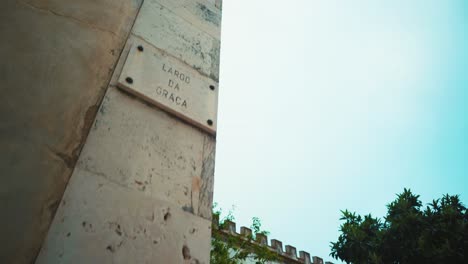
[331, 189, 468, 264]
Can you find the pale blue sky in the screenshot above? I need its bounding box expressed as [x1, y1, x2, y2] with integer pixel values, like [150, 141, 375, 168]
[214, 1, 468, 262]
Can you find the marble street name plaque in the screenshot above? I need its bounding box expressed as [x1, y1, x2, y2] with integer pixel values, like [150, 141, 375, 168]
[117, 42, 218, 135]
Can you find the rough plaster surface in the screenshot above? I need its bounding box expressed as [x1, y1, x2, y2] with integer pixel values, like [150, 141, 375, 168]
[36, 167, 212, 264]
[0, 0, 141, 263]
[23, 0, 142, 36]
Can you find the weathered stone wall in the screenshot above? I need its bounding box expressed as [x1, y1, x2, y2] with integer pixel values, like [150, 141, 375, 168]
[32, 0, 222, 263]
[0, 1, 142, 263]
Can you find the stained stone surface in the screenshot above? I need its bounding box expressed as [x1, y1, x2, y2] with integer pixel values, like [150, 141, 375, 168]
[0, 0, 141, 263]
[155, 0, 222, 39]
[74, 88, 216, 220]
[132, 0, 221, 81]
[35, 168, 212, 264]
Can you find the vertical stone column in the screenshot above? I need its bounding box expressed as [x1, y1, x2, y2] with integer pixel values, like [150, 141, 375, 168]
[35, 0, 222, 263]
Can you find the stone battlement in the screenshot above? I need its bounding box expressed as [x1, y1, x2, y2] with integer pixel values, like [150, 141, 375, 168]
[212, 214, 334, 264]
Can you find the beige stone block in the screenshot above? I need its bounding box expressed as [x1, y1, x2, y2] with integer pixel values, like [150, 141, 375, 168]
[155, 0, 222, 39]
[132, 0, 221, 81]
[36, 168, 211, 264]
[76, 88, 215, 220]
[118, 40, 218, 134]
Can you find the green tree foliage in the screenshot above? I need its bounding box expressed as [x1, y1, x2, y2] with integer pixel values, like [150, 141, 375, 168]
[331, 189, 468, 263]
[211, 204, 278, 264]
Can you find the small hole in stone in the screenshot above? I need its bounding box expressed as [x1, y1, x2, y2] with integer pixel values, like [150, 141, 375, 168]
[137, 45, 144, 52]
[209, 85, 215, 91]
[182, 245, 191, 260]
[207, 119, 213, 126]
[164, 212, 171, 221]
[106, 245, 115, 253]
[125, 77, 133, 84]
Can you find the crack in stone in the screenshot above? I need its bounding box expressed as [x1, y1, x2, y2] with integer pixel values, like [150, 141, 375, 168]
[17, 0, 119, 37]
[45, 146, 74, 169]
[79, 166, 129, 190]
